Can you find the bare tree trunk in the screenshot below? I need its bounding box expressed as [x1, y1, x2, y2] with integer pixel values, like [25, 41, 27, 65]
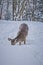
[6, 0, 9, 20]
[18, 0, 26, 18]
[12, 0, 17, 20]
[0, 0, 3, 19]
[18, 0, 20, 13]
[12, 0, 14, 20]
[0, 5, 2, 19]
[31, 0, 35, 21]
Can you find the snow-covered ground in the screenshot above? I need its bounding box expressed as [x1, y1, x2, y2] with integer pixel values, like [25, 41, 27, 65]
[0, 20, 43, 65]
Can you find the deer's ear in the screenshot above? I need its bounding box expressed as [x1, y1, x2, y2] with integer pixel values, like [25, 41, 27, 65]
[8, 38, 12, 41]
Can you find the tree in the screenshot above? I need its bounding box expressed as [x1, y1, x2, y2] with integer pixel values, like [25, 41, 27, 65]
[0, 0, 3, 19]
[12, 0, 17, 20]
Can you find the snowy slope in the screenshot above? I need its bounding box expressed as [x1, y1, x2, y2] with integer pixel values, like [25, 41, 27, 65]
[0, 20, 43, 65]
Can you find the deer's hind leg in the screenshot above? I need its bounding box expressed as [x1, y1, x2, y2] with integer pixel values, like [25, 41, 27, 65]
[24, 38, 26, 44]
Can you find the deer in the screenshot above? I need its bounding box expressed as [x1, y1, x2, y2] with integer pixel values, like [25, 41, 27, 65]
[8, 23, 29, 45]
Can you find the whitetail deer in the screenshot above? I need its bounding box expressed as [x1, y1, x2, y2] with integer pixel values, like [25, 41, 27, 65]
[8, 23, 29, 45]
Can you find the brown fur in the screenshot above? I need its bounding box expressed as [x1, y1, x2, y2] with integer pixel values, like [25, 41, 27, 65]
[8, 23, 29, 45]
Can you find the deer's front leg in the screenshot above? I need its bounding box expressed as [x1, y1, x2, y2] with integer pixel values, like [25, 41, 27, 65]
[24, 39, 26, 44]
[19, 41, 21, 45]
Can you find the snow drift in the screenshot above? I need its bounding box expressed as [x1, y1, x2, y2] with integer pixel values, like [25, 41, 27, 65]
[0, 20, 43, 65]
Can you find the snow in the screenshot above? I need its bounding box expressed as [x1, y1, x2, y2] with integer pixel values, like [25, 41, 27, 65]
[0, 20, 43, 65]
